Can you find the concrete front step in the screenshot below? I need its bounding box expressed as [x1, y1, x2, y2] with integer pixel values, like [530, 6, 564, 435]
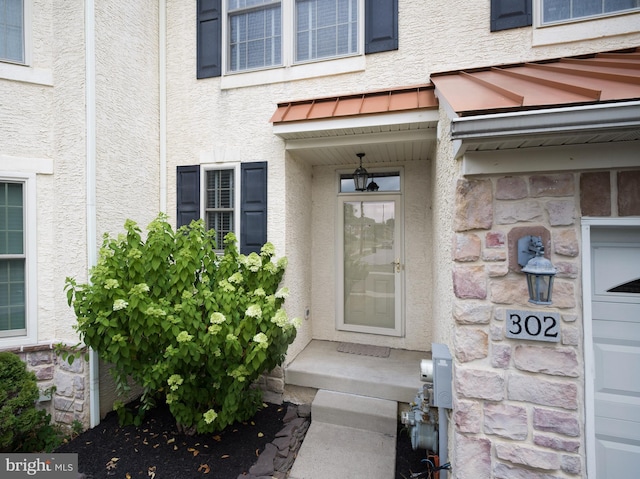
[312, 389, 397, 435]
[288, 389, 398, 479]
[285, 340, 427, 404]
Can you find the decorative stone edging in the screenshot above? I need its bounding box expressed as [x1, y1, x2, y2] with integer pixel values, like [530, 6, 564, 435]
[238, 403, 311, 479]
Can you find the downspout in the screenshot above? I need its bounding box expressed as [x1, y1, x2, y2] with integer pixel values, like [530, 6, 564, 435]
[85, 0, 100, 428]
[159, 0, 167, 213]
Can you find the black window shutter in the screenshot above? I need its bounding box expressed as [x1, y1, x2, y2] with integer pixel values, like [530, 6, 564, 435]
[490, 0, 532, 31]
[365, 0, 398, 54]
[240, 162, 267, 255]
[176, 165, 201, 228]
[197, 0, 222, 78]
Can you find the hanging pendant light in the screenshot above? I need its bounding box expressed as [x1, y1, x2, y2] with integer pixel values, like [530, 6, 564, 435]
[353, 153, 369, 191]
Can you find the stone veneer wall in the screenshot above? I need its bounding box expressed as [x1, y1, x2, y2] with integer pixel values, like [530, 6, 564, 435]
[6, 345, 90, 429]
[450, 169, 639, 479]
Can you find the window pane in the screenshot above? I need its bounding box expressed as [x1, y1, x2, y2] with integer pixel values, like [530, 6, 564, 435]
[0, 259, 26, 331]
[574, 0, 602, 17]
[205, 170, 235, 248]
[0, 0, 24, 63]
[206, 170, 234, 208]
[340, 172, 401, 193]
[543, 0, 571, 22]
[295, 0, 357, 62]
[229, 2, 281, 72]
[0, 182, 23, 255]
[206, 211, 234, 249]
[605, 0, 638, 12]
[543, 0, 640, 22]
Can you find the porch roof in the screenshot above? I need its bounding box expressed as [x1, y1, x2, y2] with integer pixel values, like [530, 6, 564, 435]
[431, 47, 640, 117]
[270, 85, 438, 123]
[270, 85, 440, 166]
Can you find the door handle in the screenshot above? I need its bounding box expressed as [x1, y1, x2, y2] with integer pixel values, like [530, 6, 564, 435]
[392, 258, 402, 273]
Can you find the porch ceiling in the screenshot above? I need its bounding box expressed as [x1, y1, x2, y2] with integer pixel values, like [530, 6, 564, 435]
[271, 86, 439, 166]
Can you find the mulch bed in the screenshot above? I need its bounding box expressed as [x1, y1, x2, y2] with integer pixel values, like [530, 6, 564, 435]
[55, 400, 428, 479]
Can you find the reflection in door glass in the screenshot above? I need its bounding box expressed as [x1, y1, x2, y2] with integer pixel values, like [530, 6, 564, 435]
[343, 200, 396, 329]
[607, 278, 640, 293]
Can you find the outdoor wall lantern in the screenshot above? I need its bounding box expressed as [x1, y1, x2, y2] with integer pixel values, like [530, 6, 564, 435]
[353, 153, 369, 191]
[517, 235, 557, 305]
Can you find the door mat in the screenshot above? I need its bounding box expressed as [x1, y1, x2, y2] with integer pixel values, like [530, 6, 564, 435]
[337, 342, 390, 358]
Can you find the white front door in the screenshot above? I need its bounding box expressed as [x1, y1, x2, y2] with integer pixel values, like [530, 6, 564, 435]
[588, 225, 640, 478]
[338, 195, 403, 336]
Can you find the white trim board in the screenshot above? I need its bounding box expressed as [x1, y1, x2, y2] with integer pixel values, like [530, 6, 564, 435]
[461, 141, 640, 176]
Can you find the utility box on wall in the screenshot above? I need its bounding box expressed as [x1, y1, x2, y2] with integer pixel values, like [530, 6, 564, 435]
[431, 343, 452, 409]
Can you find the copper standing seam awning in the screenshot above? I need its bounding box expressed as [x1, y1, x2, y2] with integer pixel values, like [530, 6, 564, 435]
[431, 48, 640, 117]
[270, 85, 438, 123]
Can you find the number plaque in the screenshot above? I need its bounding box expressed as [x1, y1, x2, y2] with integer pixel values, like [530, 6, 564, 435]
[505, 309, 560, 342]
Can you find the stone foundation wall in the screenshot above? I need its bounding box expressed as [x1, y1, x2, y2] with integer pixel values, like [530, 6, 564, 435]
[256, 366, 287, 405]
[6, 345, 90, 430]
[450, 169, 639, 478]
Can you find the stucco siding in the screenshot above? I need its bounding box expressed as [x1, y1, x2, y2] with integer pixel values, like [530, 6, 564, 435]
[431, 104, 458, 347]
[282, 153, 313, 361]
[94, 1, 160, 236]
[51, 0, 89, 343]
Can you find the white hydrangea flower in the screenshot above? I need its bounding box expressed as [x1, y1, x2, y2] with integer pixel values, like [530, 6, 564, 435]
[244, 253, 262, 272]
[228, 272, 243, 284]
[168, 374, 183, 391]
[130, 283, 149, 294]
[204, 409, 218, 424]
[208, 324, 222, 335]
[210, 312, 226, 324]
[253, 332, 268, 344]
[112, 299, 128, 311]
[271, 309, 288, 328]
[246, 304, 262, 319]
[275, 287, 290, 299]
[260, 242, 275, 256]
[176, 331, 193, 343]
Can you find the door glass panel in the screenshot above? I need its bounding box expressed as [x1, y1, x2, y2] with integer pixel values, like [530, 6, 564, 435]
[343, 200, 396, 329]
[340, 172, 400, 193]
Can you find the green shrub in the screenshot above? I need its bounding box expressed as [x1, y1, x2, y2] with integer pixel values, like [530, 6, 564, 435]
[0, 352, 61, 452]
[64, 214, 299, 433]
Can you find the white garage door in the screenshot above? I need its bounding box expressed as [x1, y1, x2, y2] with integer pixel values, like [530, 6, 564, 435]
[591, 226, 640, 479]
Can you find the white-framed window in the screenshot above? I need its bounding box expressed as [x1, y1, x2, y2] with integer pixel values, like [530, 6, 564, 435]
[0, 0, 24, 64]
[178, 161, 267, 253]
[540, 0, 639, 24]
[532, 0, 640, 45]
[226, 0, 360, 74]
[0, 173, 36, 346]
[202, 165, 240, 250]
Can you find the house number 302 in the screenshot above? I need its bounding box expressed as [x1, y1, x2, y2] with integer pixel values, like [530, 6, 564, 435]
[505, 309, 561, 343]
